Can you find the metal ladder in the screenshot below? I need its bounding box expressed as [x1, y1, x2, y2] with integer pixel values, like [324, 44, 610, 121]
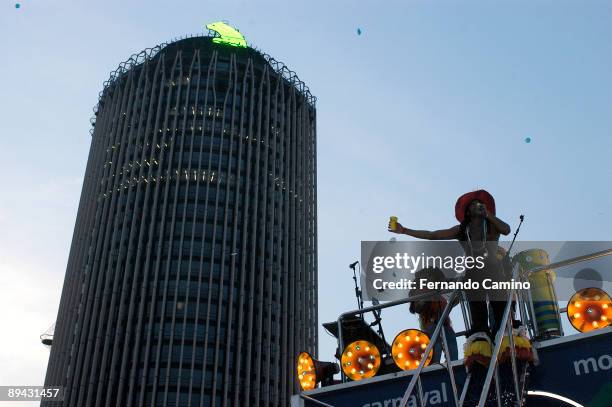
[396, 247, 612, 407]
[398, 262, 526, 407]
[326, 248, 612, 407]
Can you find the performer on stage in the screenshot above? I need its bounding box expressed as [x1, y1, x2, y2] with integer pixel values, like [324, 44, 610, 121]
[389, 190, 513, 377]
[390, 190, 531, 405]
[388, 189, 510, 336]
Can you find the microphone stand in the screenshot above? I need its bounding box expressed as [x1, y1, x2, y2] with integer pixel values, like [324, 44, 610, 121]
[349, 262, 364, 312]
[505, 214, 525, 327]
[507, 215, 525, 258]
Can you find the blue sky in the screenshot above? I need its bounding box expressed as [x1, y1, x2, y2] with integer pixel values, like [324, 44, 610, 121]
[1, 0, 611, 400]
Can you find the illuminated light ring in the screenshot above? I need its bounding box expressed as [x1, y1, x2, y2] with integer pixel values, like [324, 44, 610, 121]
[527, 390, 584, 407]
[391, 329, 433, 371]
[340, 340, 381, 380]
[296, 352, 317, 391]
[567, 287, 611, 332]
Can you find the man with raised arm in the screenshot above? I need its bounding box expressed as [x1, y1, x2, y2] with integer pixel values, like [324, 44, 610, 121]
[389, 190, 511, 374]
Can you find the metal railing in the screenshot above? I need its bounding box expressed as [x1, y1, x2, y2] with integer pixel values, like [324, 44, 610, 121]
[336, 289, 454, 359]
[520, 248, 612, 340]
[322, 247, 612, 407]
[335, 287, 468, 406]
[474, 247, 612, 407]
[475, 264, 521, 407]
[397, 288, 462, 407]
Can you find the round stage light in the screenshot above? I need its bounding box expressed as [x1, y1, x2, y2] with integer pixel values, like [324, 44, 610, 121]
[340, 340, 381, 380]
[297, 352, 317, 390]
[296, 351, 340, 390]
[391, 329, 433, 370]
[567, 288, 611, 333]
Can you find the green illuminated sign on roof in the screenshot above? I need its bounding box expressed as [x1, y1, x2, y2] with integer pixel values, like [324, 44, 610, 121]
[206, 21, 247, 48]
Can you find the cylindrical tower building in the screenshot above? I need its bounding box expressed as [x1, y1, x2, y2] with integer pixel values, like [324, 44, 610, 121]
[43, 28, 317, 407]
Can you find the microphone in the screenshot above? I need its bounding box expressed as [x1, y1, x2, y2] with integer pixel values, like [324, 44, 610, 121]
[349, 261, 359, 270]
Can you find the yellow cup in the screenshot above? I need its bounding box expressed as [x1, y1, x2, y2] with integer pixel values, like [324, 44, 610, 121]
[389, 216, 398, 231]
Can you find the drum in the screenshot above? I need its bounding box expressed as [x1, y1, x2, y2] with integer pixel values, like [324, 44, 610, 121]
[514, 249, 562, 339]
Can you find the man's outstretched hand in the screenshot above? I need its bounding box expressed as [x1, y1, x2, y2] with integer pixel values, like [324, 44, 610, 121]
[388, 221, 404, 234]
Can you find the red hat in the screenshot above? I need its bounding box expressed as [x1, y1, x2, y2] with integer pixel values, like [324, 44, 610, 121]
[455, 190, 496, 222]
